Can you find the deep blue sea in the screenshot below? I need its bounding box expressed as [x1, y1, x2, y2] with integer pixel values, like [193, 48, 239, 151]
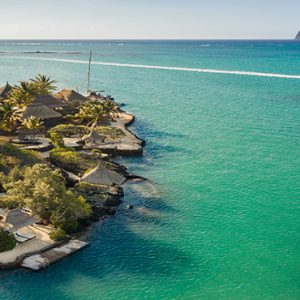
[0, 40, 299, 299]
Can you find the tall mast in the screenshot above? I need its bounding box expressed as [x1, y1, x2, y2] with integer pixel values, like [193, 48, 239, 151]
[87, 51, 92, 93]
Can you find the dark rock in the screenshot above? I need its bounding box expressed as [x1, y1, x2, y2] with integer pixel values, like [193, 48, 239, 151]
[104, 197, 122, 207]
[108, 207, 116, 215]
[295, 31, 300, 40]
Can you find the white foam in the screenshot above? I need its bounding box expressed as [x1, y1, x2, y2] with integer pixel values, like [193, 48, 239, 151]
[2, 56, 300, 79]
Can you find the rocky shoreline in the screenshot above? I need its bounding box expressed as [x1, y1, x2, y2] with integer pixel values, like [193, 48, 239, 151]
[0, 80, 146, 270]
[0, 108, 145, 270]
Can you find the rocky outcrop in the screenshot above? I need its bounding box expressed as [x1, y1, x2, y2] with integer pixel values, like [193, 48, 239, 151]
[295, 31, 300, 40]
[73, 182, 123, 220]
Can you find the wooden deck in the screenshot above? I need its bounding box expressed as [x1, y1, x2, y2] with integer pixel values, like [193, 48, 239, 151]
[20, 240, 89, 271]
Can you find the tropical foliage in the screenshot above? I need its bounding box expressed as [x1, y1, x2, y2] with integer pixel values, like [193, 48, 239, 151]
[74, 100, 118, 128]
[0, 143, 40, 174]
[8, 81, 36, 108]
[0, 229, 16, 253]
[49, 228, 66, 241]
[22, 116, 44, 141]
[49, 148, 99, 175]
[49, 124, 89, 138]
[0, 74, 56, 133]
[31, 74, 57, 95]
[0, 100, 23, 132]
[94, 126, 124, 139]
[1, 164, 91, 233]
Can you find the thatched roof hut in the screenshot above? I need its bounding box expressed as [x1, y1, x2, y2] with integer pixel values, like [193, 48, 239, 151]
[22, 103, 63, 127]
[81, 164, 126, 186]
[54, 89, 87, 103]
[0, 208, 38, 232]
[35, 94, 69, 109]
[0, 82, 12, 99]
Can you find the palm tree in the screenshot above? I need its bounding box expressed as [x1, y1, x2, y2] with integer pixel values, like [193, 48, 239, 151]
[31, 74, 57, 95]
[8, 81, 37, 108]
[75, 102, 105, 129]
[22, 116, 44, 141]
[102, 99, 118, 120]
[0, 101, 23, 132]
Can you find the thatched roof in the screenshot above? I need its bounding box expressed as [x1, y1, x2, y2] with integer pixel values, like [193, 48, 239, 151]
[35, 94, 69, 108]
[0, 82, 12, 99]
[54, 89, 87, 102]
[22, 103, 62, 120]
[81, 164, 126, 186]
[0, 208, 38, 232]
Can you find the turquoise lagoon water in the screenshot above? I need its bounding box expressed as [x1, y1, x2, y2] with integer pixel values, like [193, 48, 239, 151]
[0, 40, 299, 299]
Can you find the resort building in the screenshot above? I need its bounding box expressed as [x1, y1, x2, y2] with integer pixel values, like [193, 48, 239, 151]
[35, 94, 69, 109]
[54, 89, 88, 103]
[22, 103, 63, 127]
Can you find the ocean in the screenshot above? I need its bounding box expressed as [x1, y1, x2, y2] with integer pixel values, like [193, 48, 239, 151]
[0, 40, 299, 300]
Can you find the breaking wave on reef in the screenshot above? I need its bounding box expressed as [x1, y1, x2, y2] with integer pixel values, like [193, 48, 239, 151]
[2, 56, 300, 79]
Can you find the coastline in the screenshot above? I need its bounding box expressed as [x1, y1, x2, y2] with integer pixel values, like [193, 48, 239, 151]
[0, 93, 146, 271]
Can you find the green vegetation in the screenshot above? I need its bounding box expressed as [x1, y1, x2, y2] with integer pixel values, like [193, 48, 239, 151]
[0, 75, 126, 246]
[49, 148, 99, 175]
[49, 130, 65, 148]
[8, 81, 36, 108]
[0, 229, 17, 253]
[74, 100, 118, 128]
[0, 143, 40, 174]
[2, 164, 91, 233]
[0, 101, 23, 133]
[49, 228, 66, 241]
[0, 74, 56, 133]
[74, 182, 110, 202]
[22, 116, 44, 141]
[0, 143, 94, 236]
[30, 74, 57, 95]
[49, 124, 89, 137]
[94, 126, 124, 139]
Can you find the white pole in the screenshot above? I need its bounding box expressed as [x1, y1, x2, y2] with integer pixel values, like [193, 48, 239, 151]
[87, 51, 92, 93]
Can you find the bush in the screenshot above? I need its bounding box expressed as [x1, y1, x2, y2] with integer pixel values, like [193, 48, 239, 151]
[49, 124, 89, 138]
[0, 194, 20, 209]
[50, 228, 66, 241]
[3, 164, 92, 230]
[49, 131, 65, 148]
[0, 229, 17, 252]
[0, 143, 40, 173]
[49, 148, 98, 175]
[94, 126, 124, 139]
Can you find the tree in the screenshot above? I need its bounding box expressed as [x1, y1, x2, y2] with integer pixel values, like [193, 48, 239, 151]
[74, 100, 117, 131]
[102, 99, 118, 120]
[74, 101, 105, 129]
[0, 229, 16, 252]
[31, 74, 57, 95]
[8, 81, 37, 108]
[4, 164, 91, 231]
[0, 100, 23, 132]
[22, 116, 44, 141]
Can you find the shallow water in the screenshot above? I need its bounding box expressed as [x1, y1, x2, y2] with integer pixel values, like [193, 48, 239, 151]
[0, 40, 299, 300]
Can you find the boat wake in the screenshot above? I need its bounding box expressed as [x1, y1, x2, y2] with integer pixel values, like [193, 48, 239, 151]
[2, 56, 300, 79]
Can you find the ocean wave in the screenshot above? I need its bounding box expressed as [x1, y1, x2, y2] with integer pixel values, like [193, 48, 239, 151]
[1, 56, 300, 79]
[0, 51, 83, 55]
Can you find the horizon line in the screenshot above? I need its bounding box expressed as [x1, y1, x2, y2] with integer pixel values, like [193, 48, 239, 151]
[0, 38, 297, 41]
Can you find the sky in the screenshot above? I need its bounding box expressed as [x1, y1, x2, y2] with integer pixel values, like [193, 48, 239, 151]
[0, 0, 299, 39]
